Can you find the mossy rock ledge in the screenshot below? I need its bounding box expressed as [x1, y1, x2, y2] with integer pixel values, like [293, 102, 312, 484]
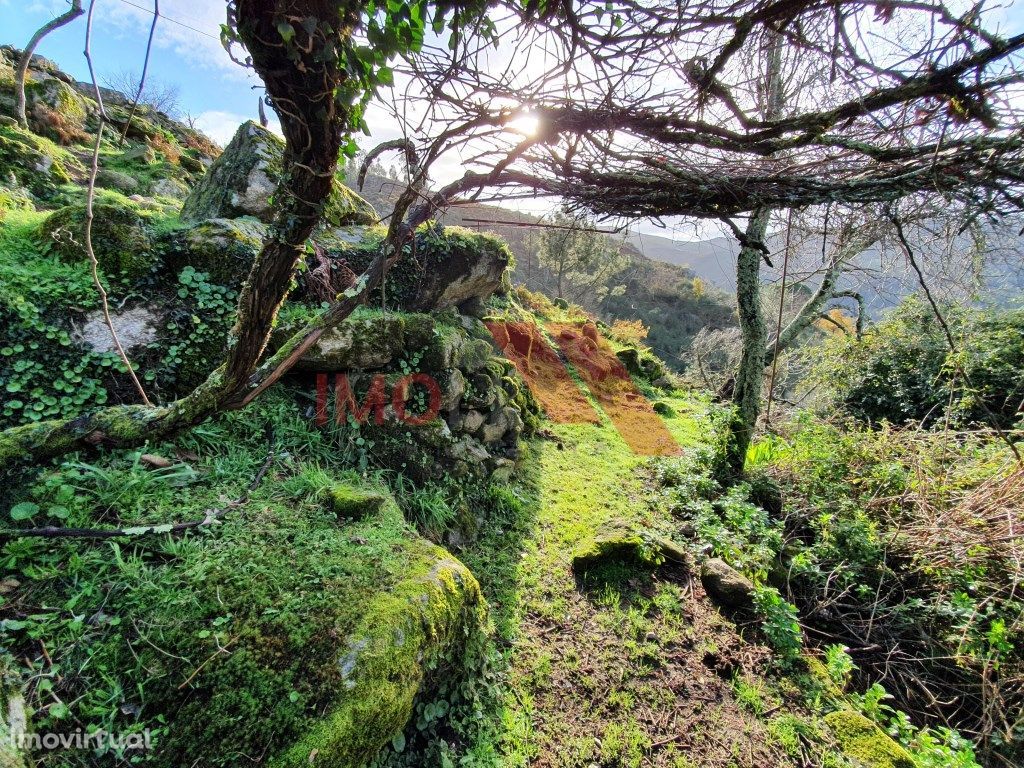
[180, 121, 377, 227]
[314, 222, 513, 313]
[823, 710, 916, 768]
[6, 487, 487, 768]
[160, 216, 268, 289]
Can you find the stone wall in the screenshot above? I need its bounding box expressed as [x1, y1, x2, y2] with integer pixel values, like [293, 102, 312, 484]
[286, 308, 540, 481]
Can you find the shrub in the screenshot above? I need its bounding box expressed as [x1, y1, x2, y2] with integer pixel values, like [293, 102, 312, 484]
[808, 298, 1024, 429]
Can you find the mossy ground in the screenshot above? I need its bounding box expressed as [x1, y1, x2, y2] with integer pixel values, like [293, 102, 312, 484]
[366, 385, 847, 768]
[1, 390, 485, 768]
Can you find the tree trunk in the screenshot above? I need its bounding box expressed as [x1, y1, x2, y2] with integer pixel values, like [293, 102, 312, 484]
[725, 207, 771, 477]
[14, 0, 84, 128]
[722, 31, 784, 478]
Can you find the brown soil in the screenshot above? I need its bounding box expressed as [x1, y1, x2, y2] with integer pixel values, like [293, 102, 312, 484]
[547, 322, 680, 456]
[486, 320, 600, 424]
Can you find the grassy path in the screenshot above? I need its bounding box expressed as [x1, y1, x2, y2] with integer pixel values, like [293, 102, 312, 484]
[462, 396, 796, 767]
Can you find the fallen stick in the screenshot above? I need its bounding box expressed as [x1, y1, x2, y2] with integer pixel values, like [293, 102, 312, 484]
[1, 428, 276, 541]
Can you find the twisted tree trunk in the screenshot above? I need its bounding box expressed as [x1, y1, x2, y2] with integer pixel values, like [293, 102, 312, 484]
[724, 207, 771, 477]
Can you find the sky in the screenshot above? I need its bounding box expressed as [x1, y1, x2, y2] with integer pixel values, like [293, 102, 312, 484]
[3, 0, 1024, 242]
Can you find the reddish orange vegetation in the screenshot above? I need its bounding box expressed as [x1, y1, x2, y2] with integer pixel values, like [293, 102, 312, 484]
[485, 321, 600, 424]
[548, 321, 680, 456]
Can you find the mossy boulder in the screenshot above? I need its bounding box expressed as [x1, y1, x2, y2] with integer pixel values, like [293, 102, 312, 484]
[572, 525, 689, 573]
[180, 121, 376, 226]
[316, 222, 512, 312]
[161, 216, 267, 288]
[96, 168, 141, 194]
[274, 551, 485, 767]
[2, 468, 486, 768]
[823, 710, 916, 768]
[700, 557, 756, 609]
[24, 78, 91, 144]
[0, 183, 34, 212]
[151, 177, 189, 200]
[293, 311, 409, 371]
[0, 124, 79, 198]
[325, 484, 388, 519]
[38, 201, 155, 280]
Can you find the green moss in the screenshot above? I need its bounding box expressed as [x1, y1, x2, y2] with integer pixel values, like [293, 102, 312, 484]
[323, 178, 378, 226]
[273, 552, 485, 768]
[160, 216, 267, 289]
[318, 222, 512, 312]
[2, 395, 487, 767]
[823, 710, 916, 768]
[0, 124, 80, 198]
[37, 201, 155, 281]
[652, 401, 675, 417]
[326, 483, 388, 518]
[0, 184, 34, 213]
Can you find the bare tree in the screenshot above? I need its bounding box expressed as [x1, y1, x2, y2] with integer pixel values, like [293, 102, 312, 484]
[102, 68, 181, 116]
[392, 0, 1024, 475]
[14, 0, 84, 128]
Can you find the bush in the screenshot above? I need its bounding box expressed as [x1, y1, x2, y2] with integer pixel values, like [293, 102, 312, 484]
[809, 298, 1024, 429]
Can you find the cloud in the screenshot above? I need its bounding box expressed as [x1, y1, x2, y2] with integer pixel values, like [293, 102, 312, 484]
[193, 110, 246, 147]
[96, 0, 255, 81]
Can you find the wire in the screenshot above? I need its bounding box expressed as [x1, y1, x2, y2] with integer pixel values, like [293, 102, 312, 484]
[111, 0, 219, 40]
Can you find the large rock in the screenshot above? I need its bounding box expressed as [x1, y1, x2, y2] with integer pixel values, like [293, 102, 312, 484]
[316, 223, 513, 312]
[700, 557, 756, 609]
[180, 121, 377, 226]
[38, 201, 154, 280]
[160, 216, 267, 288]
[293, 312, 410, 371]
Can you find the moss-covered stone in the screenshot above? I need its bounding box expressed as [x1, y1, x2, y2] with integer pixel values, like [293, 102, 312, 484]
[321, 177, 379, 227]
[0, 124, 79, 198]
[316, 222, 512, 312]
[180, 121, 376, 226]
[160, 216, 267, 289]
[572, 524, 689, 573]
[616, 346, 670, 385]
[652, 400, 675, 417]
[272, 552, 485, 768]
[38, 201, 155, 280]
[456, 337, 494, 373]
[823, 710, 916, 768]
[326, 484, 388, 519]
[0, 183, 34, 213]
[24, 78, 90, 144]
[293, 311, 408, 371]
[96, 168, 141, 194]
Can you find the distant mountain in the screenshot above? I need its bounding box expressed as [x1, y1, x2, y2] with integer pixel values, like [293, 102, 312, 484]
[625, 231, 739, 291]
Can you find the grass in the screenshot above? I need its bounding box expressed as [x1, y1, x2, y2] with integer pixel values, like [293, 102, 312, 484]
[1, 390, 485, 768]
[423, 400, 816, 768]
